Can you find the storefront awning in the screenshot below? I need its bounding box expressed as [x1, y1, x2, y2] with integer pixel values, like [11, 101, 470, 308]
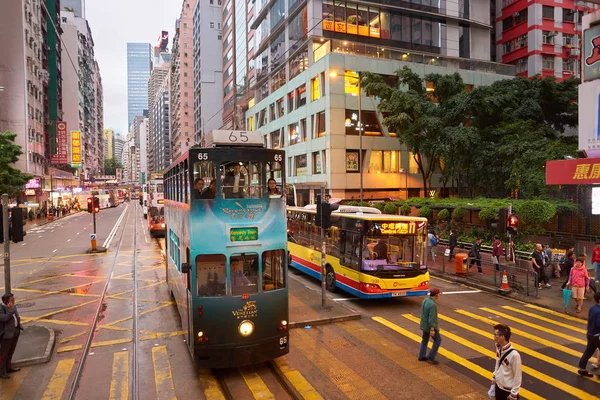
[546, 157, 600, 185]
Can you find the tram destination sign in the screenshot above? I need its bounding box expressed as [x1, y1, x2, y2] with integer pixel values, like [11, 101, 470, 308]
[230, 227, 259, 242]
[375, 221, 417, 235]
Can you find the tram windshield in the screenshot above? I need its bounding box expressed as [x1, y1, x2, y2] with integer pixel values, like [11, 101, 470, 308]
[230, 254, 259, 296]
[221, 162, 264, 199]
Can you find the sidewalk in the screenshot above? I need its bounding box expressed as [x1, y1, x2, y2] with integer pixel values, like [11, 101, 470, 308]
[427, 244, 595, 320]
[12, 325, 55, 367]
[24, 210, 81, 229]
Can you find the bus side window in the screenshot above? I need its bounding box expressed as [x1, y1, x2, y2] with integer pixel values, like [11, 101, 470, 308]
[196, 254, 226, 297]
[342, 232, 360, 270]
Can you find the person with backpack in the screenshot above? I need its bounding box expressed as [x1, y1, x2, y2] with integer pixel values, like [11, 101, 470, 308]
[427, 231, 437, 263]
[491, 324, 522, 400]
[469, 238, 482, 273]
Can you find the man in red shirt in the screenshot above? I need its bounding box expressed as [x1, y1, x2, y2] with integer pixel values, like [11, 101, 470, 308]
[592, 242, 600, 284]
[492, 235, 504, 271]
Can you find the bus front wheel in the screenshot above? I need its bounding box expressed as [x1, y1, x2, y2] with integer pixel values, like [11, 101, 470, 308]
[326, 266, 336, 292]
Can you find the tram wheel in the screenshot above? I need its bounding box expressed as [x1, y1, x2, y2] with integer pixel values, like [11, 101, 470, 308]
[326, 266, 337, 292]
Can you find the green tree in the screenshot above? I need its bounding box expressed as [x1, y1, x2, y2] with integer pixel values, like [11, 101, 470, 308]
[0, 131, 33, 198]
[104, 158, 124, 175]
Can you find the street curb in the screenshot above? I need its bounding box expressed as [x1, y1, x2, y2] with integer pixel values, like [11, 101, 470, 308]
[12, 325, 55, 368]
[429, 270, 588, 321]
[289, 313, 361, 329]
[86, 246, 107, 254]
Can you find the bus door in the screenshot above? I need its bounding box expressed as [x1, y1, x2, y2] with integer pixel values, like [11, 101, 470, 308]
[340, 229, 361, 270]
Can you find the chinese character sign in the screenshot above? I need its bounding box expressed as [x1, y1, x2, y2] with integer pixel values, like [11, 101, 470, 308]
[584, 25, 600, 82]
[546, 157, 600, 184]
[378, 222, 416, 235]
[71, 131, 81, 167]
[50, 122, 68, 164]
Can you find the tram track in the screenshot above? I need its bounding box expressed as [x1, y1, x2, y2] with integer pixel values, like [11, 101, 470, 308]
[212, 361, 303, 400]
[65, 203, 141, 400]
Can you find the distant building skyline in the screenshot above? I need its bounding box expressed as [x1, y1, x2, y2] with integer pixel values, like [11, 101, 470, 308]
[127, 42, 152, 126]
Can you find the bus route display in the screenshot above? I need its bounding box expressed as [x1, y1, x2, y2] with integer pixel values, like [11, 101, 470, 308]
[374, 221, 416, 235]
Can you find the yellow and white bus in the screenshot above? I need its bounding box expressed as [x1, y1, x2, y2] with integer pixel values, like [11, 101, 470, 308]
[287, 206, 430, 299]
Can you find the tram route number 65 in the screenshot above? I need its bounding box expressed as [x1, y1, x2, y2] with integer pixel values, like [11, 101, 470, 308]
[274, 154, 283, 162]
[279, 336, 288, 346]
[228, 131, 249, 142]
[198, 153, 209, 160]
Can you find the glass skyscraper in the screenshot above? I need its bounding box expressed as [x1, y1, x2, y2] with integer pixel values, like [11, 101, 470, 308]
[127, 43, 152, 127]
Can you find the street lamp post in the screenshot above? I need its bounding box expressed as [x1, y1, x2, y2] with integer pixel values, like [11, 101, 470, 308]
[331, 71, 363, 203]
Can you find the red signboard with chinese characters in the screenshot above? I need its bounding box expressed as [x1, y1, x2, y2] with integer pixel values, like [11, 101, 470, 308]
[50, 121, 69, 164]
[546, 158, 600, 184]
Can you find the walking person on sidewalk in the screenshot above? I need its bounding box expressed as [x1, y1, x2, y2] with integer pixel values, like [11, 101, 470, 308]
[492, 324, 522, 400]
[469, 238, 482, 273]
[448, 229, 457, 261]
[577, 291, 600, 377]
[418, 288, 442, 365]
[427, 231, 437, 263]
[0, 293, 24, 379]
[532, 244, 550, 289]
[561, 251, 575, 290]
[492, 235, 504, 271]
[567, 257, 591, 314]
[593, 242, 600, 285]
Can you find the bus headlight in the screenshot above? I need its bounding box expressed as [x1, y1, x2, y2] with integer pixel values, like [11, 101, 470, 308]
[238, 320, 254, 337]
[161, 223, 165, 228]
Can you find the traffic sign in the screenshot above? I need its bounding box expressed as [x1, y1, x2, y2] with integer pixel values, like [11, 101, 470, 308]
[90, 234, 96, 240]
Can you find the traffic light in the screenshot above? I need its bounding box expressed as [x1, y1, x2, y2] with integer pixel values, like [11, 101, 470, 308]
[507, 214, 519, 235]
[87, 197, 93, 213]
[93, 197, 100, 213]
[11, 207, 24, 243]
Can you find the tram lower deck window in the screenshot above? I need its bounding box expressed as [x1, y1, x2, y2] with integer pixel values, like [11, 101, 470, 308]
[196, 254, 226, 297]
[262, 250, 286, 291]
[230, 253, 259, 296]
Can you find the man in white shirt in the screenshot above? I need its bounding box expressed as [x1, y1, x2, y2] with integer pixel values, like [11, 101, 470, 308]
[492, 324, 522, 400]
[224, 164, 247, 198]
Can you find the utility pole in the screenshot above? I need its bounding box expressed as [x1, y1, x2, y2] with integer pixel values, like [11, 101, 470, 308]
[507, 202, 513, 242]
[319, 187, 327, 308]
[2, 194, 11, 293]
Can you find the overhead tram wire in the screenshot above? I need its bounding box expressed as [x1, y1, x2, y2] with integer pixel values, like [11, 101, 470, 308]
[200, 8, 335, 131]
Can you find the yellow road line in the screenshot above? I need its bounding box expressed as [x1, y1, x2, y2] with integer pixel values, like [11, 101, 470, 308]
[434, 313, 599, 384]
[140, 330, 187, 341]
[19, 279, 106, 302]
[109, 351, 129, 400]
[58, 338, 133, 353]
[59, 323, 131, 343]
[337, 320, 483, 398]
[501, 306, 587, 334]
[241, 370, 275, 400]
[106, 280, 165, 299]
[27, 298, 99, 322]
[372, 317, 544, 400]
[523, 304, 587, 325]
[152, 345, 177, 400]
[198, 369, 226, 400]
[479, 307, 587, 345]
[292, 328, 386, 400]
[455, 309, 597, 363]
[41, 359, 75, 400]
[106, 302, 174, 327]
[401, 314, 598, 400]
[273, 358, 323, 400]
[0, 367, 29, 400]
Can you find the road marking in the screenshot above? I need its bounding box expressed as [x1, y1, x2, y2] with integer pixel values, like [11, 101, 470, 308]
[77, 232, 80, 235]
[372, 316, 543, 400]
[241, 370, 275, 399]
[502, 305, 587, 334]
[337, 320, 480, 398]
[434, 312, 599, 384]
[524, 304, 587, 325]
[27, 298, 99, 322]
[58, 338, 133, 353]
[401, 314, 598, 400]
[41, 359, 75, 400]
[67, 239, 71, 243]
[198, 370, 226, 399]
[152, 346, 177, 400]
[140, 330, 187, 340]
[455, 309, 597, 363]
[52, 249, 57, 253]
[109, 351, 129, 400]
[437, 290, 481, 295]
[39, 236, 42, 238]
[293, 328, 386, 400]
[0, 367, 29, 399]
[273, 358, 323, 400]
[21, 243, 26, 246]
[480, 307, 587, 345]
[103, 205, 128, 249]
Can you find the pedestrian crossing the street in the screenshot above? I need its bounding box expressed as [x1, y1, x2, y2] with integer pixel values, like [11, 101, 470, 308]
[1, 302, 598, 399]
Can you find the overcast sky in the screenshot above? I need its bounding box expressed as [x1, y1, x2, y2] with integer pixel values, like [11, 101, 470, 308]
[85, 0, 182, 136]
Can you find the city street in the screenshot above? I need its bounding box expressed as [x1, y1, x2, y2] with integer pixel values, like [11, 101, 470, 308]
[0, 203, 596, 399]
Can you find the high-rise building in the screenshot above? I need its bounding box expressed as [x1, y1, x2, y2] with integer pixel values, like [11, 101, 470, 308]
[221, 0, 254, 129]
[62, 0, 85, 18]
[245, 0, 514, 203]
[148, 63, 170, 173]
[114, 134, 126, 165]
[192, 0, 223, 143]
[139, 117, 149, 184]
[127, 43, 152, 126]
[171, 0, 197, 159]
[61, 10, 104, 180]
[104, 128, 115, 159]
[495, 1, 598, 79]
[152, 75, 171, 173]
[0, 0, 47, 188]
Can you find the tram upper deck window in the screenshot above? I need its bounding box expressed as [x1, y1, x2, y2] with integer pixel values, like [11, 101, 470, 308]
[193, 161, 216, 199]
[266, 160, 284, 199]
[262, 250, 286, 291]
[222, 162, 264, 199]
[196, 254, 226, 297]
[230, 254, 259, 296]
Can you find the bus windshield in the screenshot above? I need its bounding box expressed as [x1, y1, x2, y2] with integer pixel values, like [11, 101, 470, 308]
[362, 220, 426, 270]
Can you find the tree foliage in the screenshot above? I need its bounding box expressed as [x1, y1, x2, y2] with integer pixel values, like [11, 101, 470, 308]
[383, 202, 398, 215]
[361, 70, 578, 198]
[104, 158, 124, 175]
[0, 131, 33, 198]
[479, 207, 498, 221]
[418, 206, 433, 220]
[437, 208, 450, 221]
[399, 203, 412, 216]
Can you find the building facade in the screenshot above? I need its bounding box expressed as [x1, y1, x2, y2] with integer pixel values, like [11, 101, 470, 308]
[496, 0, 598, 79]
[152, 76, 171, 173]
[192, 0, 223, 143]
[127, 43, 152, 127]
[221, 0, 255, 129]
[246, 0, 514, 204]
[62, 0, 85, 17]
[138, 117, 149, 184]
[148, 63, 170, 172]
[114, 134, 126, 166]
[170, 0, 196, 160]
[104, 128, 114, 159]
[45, 0, 64, 166]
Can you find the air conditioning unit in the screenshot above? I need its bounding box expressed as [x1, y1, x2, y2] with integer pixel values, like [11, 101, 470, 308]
[549, 31, 558, 36]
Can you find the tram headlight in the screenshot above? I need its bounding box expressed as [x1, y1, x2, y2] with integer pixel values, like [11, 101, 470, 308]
[281, 320, 287, 326]
[198, 331, 203, 337]
[238, 320, 255, 337]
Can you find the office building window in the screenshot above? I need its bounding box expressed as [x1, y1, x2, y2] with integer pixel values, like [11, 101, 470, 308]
[294, 154, 307, 176]
[459, 25, 470, 58]
[300, 119, 307, 143]
[313, 151, 322, 174]
[563, 8, 575, 23]
[287, 90, 295, 112]
[269, 103, 276, 121]
[345, 110, 382, 136]
[515, 58, 527, 74]
[515, 33, 527, 49]
[271, 129, 282, 149]
[368, 150, 399, 173]
[312, 75, 321, 101]
[542, 56, 554, 70]
[542, 31, 555, 45]
[563, 59, 575, 72]
[542, 6, 554, 19]
[563, 34, 576, 46]
[409, 152, 419, 174]
[314, 112, 326, 138]
[289, 123, 300, 145]
[296, 84, 307, 108]
[276, 97, 284, 118]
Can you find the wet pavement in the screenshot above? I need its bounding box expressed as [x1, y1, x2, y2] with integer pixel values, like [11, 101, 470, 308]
[0, 204, 597, 399]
